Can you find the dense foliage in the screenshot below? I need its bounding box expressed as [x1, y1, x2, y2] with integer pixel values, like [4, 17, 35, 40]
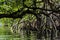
[0, 0, 60, 36]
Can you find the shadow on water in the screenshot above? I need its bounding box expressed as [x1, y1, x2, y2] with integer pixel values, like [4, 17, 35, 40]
[0, 30, 60, 40]
[19, 29, 60, 40]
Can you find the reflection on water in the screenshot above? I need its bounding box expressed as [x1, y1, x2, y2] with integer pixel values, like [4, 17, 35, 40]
[0, 30, 60, 40]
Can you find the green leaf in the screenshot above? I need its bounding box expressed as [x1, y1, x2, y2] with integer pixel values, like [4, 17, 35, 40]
[0, 0, 5, 2]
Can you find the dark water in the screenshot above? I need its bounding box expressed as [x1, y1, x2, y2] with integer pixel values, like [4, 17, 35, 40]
[0, 30, 60, 40]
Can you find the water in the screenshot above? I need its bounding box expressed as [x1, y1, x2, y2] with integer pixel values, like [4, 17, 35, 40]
[0, 30, 60, 40]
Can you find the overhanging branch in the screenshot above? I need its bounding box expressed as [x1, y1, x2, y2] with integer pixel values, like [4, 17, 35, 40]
[0, 10, 37, 18]
[28, 7, 60, 13]
[0, 7, 59, 18]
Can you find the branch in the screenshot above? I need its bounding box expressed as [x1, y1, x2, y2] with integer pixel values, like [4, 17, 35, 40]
[0, 10, 37, 18]
[26, 7, 60, 13]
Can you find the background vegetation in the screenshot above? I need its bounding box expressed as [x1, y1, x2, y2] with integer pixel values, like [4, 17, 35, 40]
[0, 0, 60, 40]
